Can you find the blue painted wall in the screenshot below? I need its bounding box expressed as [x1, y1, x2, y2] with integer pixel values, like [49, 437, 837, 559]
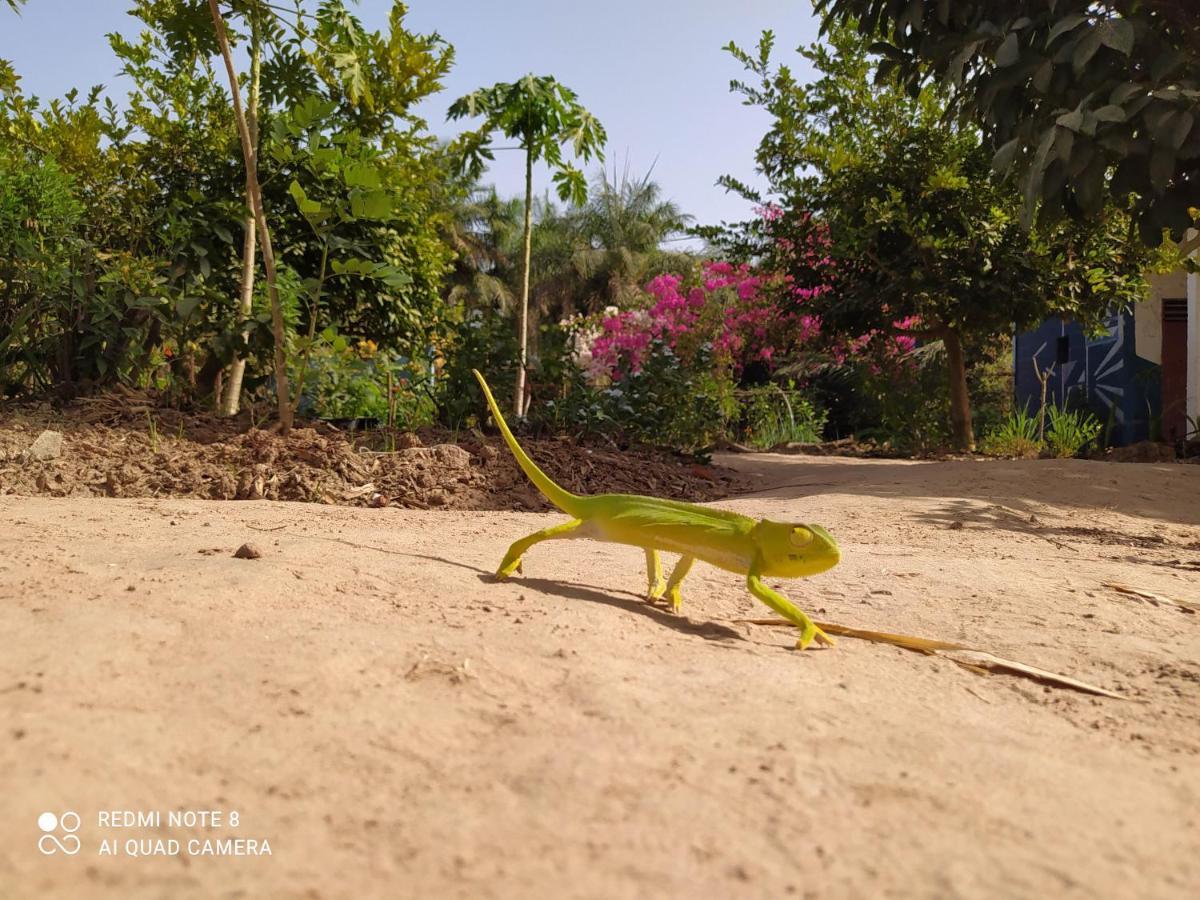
[1013, 311, 1161, 445]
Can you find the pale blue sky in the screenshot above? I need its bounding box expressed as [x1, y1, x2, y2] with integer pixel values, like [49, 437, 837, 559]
[1, 0, 820, 231]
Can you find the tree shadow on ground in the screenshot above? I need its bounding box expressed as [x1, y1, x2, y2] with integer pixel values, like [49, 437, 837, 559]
[721, 453, 1200, 529]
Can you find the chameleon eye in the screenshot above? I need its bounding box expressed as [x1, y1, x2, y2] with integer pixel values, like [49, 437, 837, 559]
[789, 527, 813, 548]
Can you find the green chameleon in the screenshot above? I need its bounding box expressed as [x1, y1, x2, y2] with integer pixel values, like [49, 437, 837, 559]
[473, 370, 841, 649]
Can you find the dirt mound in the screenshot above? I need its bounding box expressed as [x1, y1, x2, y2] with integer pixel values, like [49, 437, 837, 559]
[0, 391, 737, 510]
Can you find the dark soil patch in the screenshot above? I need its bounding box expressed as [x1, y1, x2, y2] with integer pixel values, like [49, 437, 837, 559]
[0, 388, 739, 510]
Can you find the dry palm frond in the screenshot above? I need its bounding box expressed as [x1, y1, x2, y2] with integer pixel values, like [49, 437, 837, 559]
[735, 618, 1127, 699]
[1103, 582, 1198, 614]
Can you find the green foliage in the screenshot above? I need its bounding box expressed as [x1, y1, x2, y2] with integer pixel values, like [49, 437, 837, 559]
[967, 335, 1016, 440]
[979, 406, 1043, 458]
[849, 351, 951, 453]
[0, 0, 455, 406]
[0, 153, 82, 390]
[0, 35, 245, 394]
[735, 385, 827, 449]
[445, 308, 737, 455]
[979, 387, 1101, 460]
[448, 75, 606, 206]
[435, 308, 520, 429]
[584, 341, 736, 455]
[1046, 404, 1102, 459]
[712, 23, 1149, 450]
[297, 328, 433, 426]
[815, 0, 1200, 247]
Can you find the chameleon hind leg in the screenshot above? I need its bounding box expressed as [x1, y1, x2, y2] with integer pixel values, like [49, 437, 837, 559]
[663, 554, 694, 613]
[645, 549, 667, 601]
[746, 569, 835, 650]
[495, 519, 583, 579]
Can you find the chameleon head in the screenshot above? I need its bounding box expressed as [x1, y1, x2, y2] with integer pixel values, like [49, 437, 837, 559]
[754, 521, 841, 578]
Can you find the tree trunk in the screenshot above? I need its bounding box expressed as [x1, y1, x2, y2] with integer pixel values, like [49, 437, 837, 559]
[207, 0, 293, 434]
[219, 10, 261, 417]
[943, 328, 975, 451]
[514, 148, 533, 418]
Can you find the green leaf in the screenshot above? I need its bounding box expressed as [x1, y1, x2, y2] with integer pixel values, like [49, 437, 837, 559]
[1073, 155, 1106, 215]
[1032, 61, 1053, 93]
[344, 162, 381, 189]
[1072, 29, 1103, 75]
[1022, 126, 1057, 227]
[288, 180, 323, 217]
[175, 296, 202, 319]
[991, 137, 1021, 173]
[1170, 112, 1195, 150]
[1056, 110, 1083, 132]
[1092, 105, 1126, 122]
[1150, 147, 1174, 192]
[1054, 126, 1074, 162]
[349, 190, 392, 220]
[1147, 106, 1179, 144]
[1045, 14, 1087, 47]
[1109, 82, 1142, 105]
[995, 33, 1019, 67]
[1095, 18, 1133, 56]
[378, 266, 413, 289]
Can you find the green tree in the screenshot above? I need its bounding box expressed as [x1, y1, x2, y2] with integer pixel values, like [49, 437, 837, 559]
[567, 164, 693, 313]
[815, 0, 1200, 249]
[441, 185, 523, 312]
[720, 26, 1148, 450]
[1, 27, 244, 394]
[448, 75, 606, 416]
[1, 0, 454, 411]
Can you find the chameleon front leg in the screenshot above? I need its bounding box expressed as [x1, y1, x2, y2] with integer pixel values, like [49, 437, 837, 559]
[663, 554, 694, 613]
[746, 566, 835, 650]
[645, 549, 667, 601]
[495, 519, 583, 579]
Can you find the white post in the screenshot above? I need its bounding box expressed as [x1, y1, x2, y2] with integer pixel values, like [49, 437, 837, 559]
[1188, 268, 1199, 424]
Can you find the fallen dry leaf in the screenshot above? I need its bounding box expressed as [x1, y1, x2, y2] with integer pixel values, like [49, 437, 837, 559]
[735, 618, 1127, 699]
[1102, 581, 1198, 614]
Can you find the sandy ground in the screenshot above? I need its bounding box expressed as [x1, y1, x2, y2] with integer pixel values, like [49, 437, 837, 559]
[1, 453, 1198, 899]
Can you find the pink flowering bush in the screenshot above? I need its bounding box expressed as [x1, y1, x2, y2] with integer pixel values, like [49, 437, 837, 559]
[583, 259, 828, 383]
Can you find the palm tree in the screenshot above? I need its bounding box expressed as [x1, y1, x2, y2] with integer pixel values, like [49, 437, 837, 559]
[443, 186, 523, 311]
[445, 170, 696, 325]
[566, 163, 694, 313]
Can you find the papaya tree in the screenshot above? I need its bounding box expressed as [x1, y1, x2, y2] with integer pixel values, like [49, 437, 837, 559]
[449, 76, 606, 416]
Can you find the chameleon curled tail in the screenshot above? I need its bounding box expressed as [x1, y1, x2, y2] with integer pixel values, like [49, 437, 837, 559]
[471, 368, 840, 650]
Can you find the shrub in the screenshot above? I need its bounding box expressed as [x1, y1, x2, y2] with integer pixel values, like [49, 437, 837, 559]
[1046, 405, 1102, 459]
[435, 308, 519, 429]
[296, 328, 434, 427]
[980, 406, 1043, 458]
[736, 385, 827, 449]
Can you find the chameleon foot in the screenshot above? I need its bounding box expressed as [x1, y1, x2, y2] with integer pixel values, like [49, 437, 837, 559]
[667, 585, 683, 614]
[495, 557, 523, 580]
[796, 620, 836, 650]
[644, 549, 666, 603]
